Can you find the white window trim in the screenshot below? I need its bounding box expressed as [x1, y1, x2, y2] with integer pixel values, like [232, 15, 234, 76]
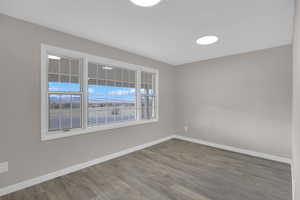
[41, 44, 159, 141]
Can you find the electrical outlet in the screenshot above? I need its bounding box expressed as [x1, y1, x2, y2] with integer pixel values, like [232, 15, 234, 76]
[184, 126, 188, 132]
[0, 162, 8, 174]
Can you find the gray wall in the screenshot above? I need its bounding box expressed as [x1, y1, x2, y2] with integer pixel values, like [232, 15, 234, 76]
[292, 0, 300, 199]
[175, 45, 292, 158]
[0, 14, 175, 188]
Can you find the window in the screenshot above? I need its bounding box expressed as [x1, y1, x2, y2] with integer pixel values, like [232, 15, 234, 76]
[87, 63, 137, 126]
[41, 44, 159, 140]
[47, 55, 83, 132]
[141, 72, 157, 120]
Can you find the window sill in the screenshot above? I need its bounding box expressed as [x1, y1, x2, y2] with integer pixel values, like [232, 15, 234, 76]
[41, 119, 158, 141]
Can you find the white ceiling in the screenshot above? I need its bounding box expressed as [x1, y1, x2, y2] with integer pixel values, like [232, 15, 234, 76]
[0, 0, 294, 65]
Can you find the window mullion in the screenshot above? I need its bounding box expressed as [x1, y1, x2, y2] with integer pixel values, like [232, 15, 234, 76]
[136, 70, 141, 121]
[70, 95, 73, 128]
[82, 57, 88, 129]
[59, 95, 62, 130]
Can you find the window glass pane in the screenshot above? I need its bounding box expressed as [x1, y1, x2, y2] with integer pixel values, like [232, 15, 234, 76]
[71, 76, 79, 84]
[141, 71, 156, 120]
[49, 94, 60, 131]
[48, 59, 59, 73]
[61, 94, 71, 129]
[106, 66, 114, 80]
[141, 72, 156, 95]
[115, 67, 122, 81]
[123, 69, 129, 82]
[97, 109, 106, 125]
[71, 60, 79, 75]
[88, 110, 97, 126]
[148, 84, 153, 95]
[129, 71, 136, 83]
[88, 63, 137, 126]
[141, 96, 156, 120]
[60, 58, 70, 74]
[48, 54, 81, 92]
[148, 96, 155, 119]
[48, 94, 82, 131]
[88, 63, 97, 78]
[71, 95, 81, 128]
[48, 74, 59, 83]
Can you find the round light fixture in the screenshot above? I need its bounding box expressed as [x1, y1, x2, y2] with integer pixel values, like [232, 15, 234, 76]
[130, 0, 161, 7]
[196, 35, 219, 45]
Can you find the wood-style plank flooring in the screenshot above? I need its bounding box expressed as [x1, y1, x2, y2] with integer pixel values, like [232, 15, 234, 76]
[0, 139, 292, 200]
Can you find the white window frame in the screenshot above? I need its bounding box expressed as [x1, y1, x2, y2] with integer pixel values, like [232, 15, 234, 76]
[41, 44, 159, 141]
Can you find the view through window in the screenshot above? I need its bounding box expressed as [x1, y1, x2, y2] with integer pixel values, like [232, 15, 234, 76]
[42, 45, 158, 139]
[141, 71, 156, 120]
[48, 55, 82, 131]
[87, 63, 136, 126]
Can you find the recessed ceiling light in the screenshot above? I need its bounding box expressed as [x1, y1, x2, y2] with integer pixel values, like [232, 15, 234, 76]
[196, 35, 219, 45]
[48, 55, 61, 60]
[130, 0, 161, 7]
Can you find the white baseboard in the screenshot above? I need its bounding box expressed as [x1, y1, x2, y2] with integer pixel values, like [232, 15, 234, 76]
[291, 162, 295, 200]
[0, 134, 291, 197]
[0, 135, 175, 197]
[174, 135, 292, 164]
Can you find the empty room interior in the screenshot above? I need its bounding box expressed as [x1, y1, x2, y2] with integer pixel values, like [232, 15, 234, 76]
[1, 0, 300, 199]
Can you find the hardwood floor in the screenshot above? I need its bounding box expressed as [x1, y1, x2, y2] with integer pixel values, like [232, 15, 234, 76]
[0, 139, 292, 200]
